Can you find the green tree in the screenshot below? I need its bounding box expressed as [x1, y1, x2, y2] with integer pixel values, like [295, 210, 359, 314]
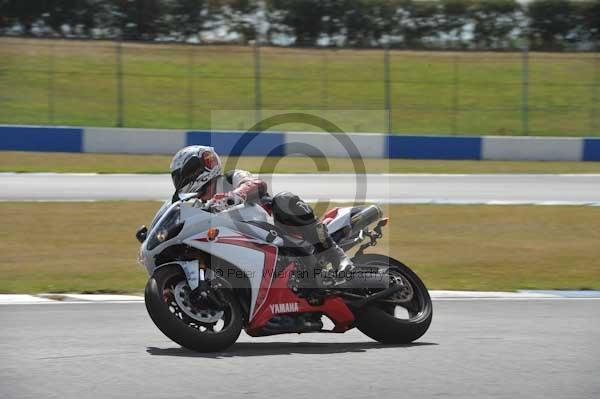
[266, 0, 335, 46]
[577, 0, 600, 47]
[221, 0, 259, 43]
[396, 0, 440, 48]
[335, 0, 399, 47]
[1, 0, 47, 34]
[527, 0, 578, 50]
[471, 0, 521, 49]
[439, 0, 471, 48]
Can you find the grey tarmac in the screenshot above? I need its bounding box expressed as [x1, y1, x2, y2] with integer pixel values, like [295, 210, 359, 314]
[1, 300, 598, 399]
[2, 173, 600, 204]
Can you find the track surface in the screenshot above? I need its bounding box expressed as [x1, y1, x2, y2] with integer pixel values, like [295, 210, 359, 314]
[2, 173, 600, 203]
[1, 300, 598, 399]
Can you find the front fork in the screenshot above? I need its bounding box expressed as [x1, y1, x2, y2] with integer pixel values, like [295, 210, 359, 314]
[178, 259, 228, 310]
[179, 260, 201, 290]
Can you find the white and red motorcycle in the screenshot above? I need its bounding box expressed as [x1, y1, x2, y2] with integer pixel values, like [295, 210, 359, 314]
[136, 196, 432, 352]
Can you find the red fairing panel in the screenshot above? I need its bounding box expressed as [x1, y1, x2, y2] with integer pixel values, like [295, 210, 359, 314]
[321, 207, 340, 225]
[246, 263, 355, 336]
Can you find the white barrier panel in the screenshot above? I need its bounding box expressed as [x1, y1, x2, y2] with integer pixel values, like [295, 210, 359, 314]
[4, 124, 592, 161]
[482, 136, 584, 161]
[284, 131, 385, 158]
[83, 127, 186, 154]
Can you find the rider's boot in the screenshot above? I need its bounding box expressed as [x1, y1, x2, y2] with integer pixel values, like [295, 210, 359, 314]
[314, 223, 353, 268]
[314, 225, 388, 290]
[296, 254, 326, 305]
[297, 223, 387, 294]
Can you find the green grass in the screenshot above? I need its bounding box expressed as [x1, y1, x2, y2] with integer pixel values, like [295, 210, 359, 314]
[3, 151, 600, 174]
[1, 202, 599, 293]
[1, 37, 598, 136]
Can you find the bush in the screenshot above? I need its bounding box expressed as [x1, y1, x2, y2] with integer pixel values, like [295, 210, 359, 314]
[0, 0, 598, 50]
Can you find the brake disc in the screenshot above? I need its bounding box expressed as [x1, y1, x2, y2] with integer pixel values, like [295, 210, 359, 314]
[390, 273, 414, 303]
[173, 281, 224, 323]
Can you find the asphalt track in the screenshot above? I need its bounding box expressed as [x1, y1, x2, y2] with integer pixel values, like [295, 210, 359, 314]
[2, 173, 600, 204]
[1, 300, 598, 399]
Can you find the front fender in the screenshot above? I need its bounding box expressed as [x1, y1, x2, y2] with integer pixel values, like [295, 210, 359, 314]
[153, 260, 200, 290]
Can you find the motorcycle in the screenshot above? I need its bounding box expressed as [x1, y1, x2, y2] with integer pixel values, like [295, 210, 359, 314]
[136, 195, 432, 352]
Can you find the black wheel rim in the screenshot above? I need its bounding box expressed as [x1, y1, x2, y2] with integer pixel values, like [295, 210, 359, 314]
[361, 260, 430, 323]
[161, 273, 235, 334]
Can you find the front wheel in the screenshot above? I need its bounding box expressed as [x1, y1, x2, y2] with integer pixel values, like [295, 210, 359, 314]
[145, 265, 243, 352]
[353, 254, 432, 344]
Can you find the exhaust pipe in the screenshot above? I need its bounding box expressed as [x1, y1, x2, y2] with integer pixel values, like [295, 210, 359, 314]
[349, 205, 383, 235]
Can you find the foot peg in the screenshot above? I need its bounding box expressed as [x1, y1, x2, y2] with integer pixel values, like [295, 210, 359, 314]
[323, 269, 389, 290]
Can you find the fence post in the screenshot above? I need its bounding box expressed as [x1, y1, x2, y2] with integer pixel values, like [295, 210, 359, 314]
[321, 50, 329, 109]
[521, 37, 530, 136]
[384, 45, 392, 134]
[452, 53, 459, 135]
[252, 40, 262, 126]
[47, 42, 55, 125]
[115, 40, 124, 128]
[591, 44, 599, 135]
[187, 46, 195, 129]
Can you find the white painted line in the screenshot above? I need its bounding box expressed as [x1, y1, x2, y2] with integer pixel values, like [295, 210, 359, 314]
[0, 300, 145, 305]
[4, 298, 599, 305]
[431, 290, 556, 298]
[303, 199, 600, 206]
[4, 172, 600, 178]
[59, 294, 145, 302]
[3, 290, 600, 305]
[2, 198, 599, 206]
[0, 295, 56, 304]
[432, 297, 600, 301]
[0, 199, 105, 203]
[0, 172, 101, 176]
[519, 289, 600, 298]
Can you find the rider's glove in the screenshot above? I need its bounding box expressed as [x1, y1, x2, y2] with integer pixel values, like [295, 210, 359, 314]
[209, 192, 244, 211]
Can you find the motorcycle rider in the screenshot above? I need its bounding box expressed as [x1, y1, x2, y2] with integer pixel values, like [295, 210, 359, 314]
[168, 145, 354, 288]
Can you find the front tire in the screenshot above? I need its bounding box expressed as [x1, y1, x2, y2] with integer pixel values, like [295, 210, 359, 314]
[145, 265, 243, 352]
[353, 254, 432, 344]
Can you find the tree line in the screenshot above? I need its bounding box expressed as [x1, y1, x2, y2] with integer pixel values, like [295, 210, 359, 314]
[1, 0, 599, 50]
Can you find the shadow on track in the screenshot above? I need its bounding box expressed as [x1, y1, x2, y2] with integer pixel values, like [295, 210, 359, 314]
[147, 341, 437, 358]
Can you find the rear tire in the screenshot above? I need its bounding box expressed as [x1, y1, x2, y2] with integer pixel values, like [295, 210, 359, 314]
[353, 254, 432, 344]
[145, 265, 243, 352]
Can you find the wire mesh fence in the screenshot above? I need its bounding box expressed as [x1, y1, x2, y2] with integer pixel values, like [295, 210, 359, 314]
[0, 37, 598, 136]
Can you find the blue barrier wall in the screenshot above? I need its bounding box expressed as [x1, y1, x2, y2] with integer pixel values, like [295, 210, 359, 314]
[1, 125, 598, 161]
[583, 138, 600, 161]
[187, 131, 286, 157]
[387, 135, 482, 160]
[0, 126, 83, 153]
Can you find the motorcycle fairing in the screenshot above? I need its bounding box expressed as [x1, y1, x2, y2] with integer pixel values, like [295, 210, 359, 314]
[246, 263, 355, 336]
[184, 227, 279, 320]
[324, 206, 353, 234]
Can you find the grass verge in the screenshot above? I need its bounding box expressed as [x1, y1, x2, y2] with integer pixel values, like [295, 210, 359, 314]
[1, 201, 599, 293]
[3, 151, 600, 174]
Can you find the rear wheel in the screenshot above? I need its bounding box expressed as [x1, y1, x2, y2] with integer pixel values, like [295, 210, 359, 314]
[353, 254, 432, 344]
[145, 265, 243, 352]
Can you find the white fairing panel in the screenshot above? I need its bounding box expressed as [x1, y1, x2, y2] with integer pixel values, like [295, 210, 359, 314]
[142, 200, 279, 320]
[184, 227, 272, 319]
[325, 207, 353, 234]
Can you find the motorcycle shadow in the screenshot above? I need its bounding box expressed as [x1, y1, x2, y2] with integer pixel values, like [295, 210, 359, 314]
[147, 341, 437, 358]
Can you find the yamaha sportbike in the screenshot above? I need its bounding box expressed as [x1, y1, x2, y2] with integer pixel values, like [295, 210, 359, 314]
[136, 196, 432, 352]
